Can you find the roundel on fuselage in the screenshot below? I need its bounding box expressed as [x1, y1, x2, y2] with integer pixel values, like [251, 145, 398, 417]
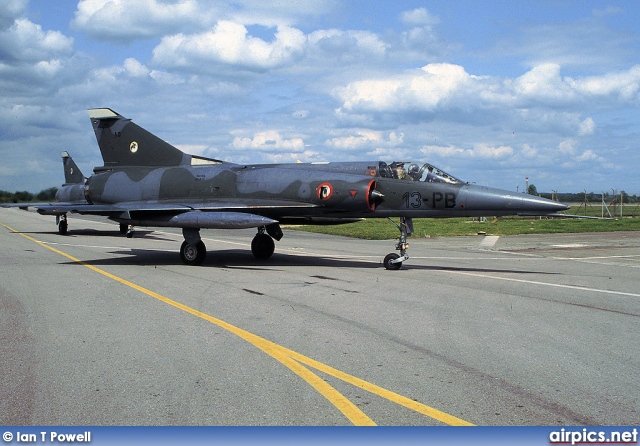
[316, 182, 333, 200]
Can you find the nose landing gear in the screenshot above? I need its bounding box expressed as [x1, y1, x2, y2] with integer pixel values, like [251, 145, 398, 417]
[384, 217, 413, 270]
[56, 214, 68, 235]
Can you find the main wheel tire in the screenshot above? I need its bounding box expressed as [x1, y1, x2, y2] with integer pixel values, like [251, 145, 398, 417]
[119, 223, 128, 234]
[180, 240, 206, 265]
[58, 219, 68, 235]
[383, 253, 402, 270]
[251, 233, 275, 259]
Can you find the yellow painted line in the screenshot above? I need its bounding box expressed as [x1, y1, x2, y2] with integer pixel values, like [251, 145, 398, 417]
[2, 223, 473, 426]
[286, 349, 473, 425]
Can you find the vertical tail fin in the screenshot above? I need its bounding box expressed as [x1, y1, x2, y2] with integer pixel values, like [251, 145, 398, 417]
[88, 108, 188, 168]
[62, 151, 85, 184]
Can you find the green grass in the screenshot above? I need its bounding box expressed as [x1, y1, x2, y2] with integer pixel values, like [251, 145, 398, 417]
[290, 207, 640, 240]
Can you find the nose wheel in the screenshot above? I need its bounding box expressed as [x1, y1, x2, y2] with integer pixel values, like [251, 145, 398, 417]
[56, 214, 68, 235]
[384, 217, 413, 270]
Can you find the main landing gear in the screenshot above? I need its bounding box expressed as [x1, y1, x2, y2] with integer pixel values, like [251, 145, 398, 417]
[180, 228, 206, 265]
[251, 224, 281, 260]
[251, 231, 275, 259]
[383, 217, 413, 270]
[178, 224, 283, 266]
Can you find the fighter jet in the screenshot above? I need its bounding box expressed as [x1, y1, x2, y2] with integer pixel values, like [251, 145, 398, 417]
[47, 151, 86, 235]
[6, 151, 85, 234]
[2, 108, 569, 269]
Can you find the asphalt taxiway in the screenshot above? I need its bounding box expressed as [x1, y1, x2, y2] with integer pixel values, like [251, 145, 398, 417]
[1, 208, 638, 425]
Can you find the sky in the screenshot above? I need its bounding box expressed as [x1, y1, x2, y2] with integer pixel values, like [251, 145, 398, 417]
[1, 0, 639, 194]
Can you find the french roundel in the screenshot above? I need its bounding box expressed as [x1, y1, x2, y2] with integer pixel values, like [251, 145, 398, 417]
[316, 182, 333, 200]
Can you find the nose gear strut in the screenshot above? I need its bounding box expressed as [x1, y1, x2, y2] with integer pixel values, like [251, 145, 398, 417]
[383, 217, 413, 270]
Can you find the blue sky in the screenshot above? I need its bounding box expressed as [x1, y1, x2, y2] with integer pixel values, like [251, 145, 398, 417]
[1, 0, 639, 194]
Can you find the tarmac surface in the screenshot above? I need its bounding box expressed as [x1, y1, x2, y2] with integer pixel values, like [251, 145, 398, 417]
[1, 208, 639, 425]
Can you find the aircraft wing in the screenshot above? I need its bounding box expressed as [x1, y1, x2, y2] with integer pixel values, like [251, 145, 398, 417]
[1, 202, 73, 213]
[2, 199, 317, 213]
[2, 200, 320, 229]
[1, 201, 120, 215]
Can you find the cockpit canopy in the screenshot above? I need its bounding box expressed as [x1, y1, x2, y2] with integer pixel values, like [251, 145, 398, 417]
[377, 161, 463, 184]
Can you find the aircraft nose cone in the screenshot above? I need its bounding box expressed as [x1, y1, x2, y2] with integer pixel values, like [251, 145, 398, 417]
[520, 194, 570, 213]
[462, 185, 569, 215]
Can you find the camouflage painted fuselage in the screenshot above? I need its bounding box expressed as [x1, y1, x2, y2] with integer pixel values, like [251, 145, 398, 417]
[84, 160, 565, 224]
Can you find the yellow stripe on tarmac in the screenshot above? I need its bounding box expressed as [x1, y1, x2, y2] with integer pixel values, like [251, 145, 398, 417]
[2, 223, 473, 426]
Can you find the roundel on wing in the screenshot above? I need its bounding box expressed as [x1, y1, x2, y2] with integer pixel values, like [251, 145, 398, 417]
[316, 182, 333, 200]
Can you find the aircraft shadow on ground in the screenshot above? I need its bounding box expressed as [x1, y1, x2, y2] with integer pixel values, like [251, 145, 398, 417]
[56, 247, 558, 275]
[66, 229, 175, 242]
[420, 265, 561, 275]
[17, 229, 154, 238]
[57, 248, 379, 269]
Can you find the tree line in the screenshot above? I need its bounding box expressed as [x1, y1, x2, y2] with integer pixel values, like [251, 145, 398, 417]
[0, 188, 59, 203]
[537, 190, 638, 204]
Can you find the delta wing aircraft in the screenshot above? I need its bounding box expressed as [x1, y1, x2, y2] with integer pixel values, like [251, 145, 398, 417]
[2, 108, 569, 269]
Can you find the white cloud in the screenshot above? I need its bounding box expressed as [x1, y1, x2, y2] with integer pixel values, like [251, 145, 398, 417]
[335, 63, 640, 137]
[400, 8, 439, 26]
[34, 59, 64, 77]
[149, 70, 185, 86]
[308, 29, 387, 59]
[123, 58, 150, 77]
[0, 18, 76, 96]
[72, 0, 209, 41]
[325, 130, 403, 150]
[576, 149, 600, 162]
[567, 65, 640, 100]
[262, 150, 320, 163]
[512, 63, 575, 103]
[0, 0, 26, 30]
[336, 63, 473, 112]
[521, 144, 539, 158]
[0, 18, 73, 63]
[420, 143, 513, 159]
[558, 139, 577, 155]
[398, 7, 447, 58]
[91, 61, 150, 83]
[420, 145, 465, 157]
[150, 22, 390, 75]
[152, 21, 306, 71]
[579, 117, 596, 136]
[470, 144, 514, 158]
[232, 130, 305, 151]
[73, 0, 341, 40]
